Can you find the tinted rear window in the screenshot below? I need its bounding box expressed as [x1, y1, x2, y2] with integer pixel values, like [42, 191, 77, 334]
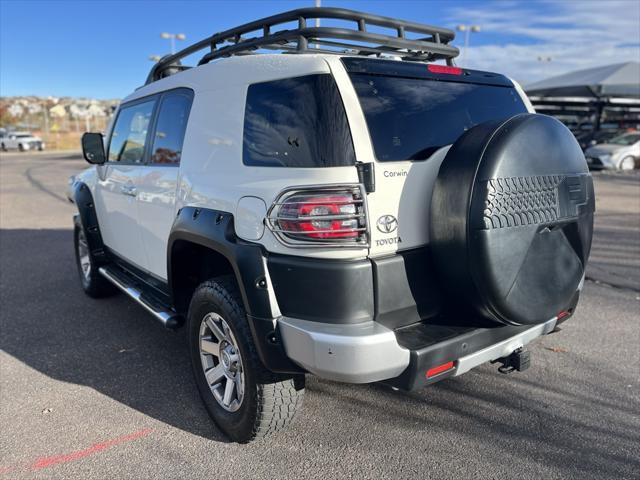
[350, 75, 527, 161]
[243, 74, 355, 167]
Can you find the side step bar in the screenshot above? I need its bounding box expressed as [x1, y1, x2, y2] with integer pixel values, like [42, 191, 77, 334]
[98, 266, 182, 329]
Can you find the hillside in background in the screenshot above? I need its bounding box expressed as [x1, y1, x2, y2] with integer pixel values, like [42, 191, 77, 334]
[0, 96, 120, 150]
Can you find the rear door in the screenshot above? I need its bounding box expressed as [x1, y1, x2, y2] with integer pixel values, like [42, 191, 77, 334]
[340, 58, 529, 257]
[136, 89, 193, 280]
[95, 97, 156, 269]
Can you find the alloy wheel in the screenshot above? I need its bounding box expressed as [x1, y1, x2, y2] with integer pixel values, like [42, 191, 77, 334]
[77, 228, 91, 281]
[198, 312, 245, 412]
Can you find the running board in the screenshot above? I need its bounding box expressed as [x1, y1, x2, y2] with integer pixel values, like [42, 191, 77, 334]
[98, 266, 182, 329]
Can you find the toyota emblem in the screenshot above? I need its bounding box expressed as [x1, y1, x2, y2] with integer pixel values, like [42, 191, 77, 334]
[376, 215, 398, 234]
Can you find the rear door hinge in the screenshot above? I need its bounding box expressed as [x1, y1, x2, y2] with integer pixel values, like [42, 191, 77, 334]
[356, 161, 375, 193]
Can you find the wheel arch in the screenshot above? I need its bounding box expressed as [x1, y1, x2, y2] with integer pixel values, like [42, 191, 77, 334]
[167, 207, 277, 320]
[167, 207, 301, 374]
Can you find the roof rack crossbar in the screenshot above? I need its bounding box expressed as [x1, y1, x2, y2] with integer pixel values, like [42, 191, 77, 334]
[146, 7, 459, 85]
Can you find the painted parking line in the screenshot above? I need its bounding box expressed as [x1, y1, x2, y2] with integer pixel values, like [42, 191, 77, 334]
[0, 428, 153, 474]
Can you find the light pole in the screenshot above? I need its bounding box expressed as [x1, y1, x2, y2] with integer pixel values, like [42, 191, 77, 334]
[456, 24, 481, 64]
[160, 32, 186, 54]
[315, 0, 321, 48]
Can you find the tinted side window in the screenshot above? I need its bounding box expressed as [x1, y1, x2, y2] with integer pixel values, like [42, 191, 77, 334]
[150, 91, 193, 165]
[108, 100, 155, 163]
[243, 74, 355, 167]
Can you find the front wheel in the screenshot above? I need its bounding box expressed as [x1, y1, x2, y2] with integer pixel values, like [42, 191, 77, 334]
[74, 224, 117, 298]
[18, 144, 24, 152]
[188, 276, 304, 443]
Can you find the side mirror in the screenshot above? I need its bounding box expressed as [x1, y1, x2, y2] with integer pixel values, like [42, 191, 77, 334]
[81, 132, 106, 165]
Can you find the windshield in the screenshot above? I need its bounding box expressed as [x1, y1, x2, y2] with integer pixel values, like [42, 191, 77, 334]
[349, 75, 527, 161]
[608, 132, 640, 145]
[16, 134, 33, 138]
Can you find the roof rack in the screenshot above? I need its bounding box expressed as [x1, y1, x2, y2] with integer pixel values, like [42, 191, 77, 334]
[145, 7, 459, 85]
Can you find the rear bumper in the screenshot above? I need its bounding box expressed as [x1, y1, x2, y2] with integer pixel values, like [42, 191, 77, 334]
[278, 314, 561, 387]
[455, 318, 556, 376]
[278, 317, 410, 383]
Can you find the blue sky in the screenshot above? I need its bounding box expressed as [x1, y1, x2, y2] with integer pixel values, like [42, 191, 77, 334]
[1, 0, 639, 99]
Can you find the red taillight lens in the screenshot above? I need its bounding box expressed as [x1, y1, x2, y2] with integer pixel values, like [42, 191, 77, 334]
[427, 64, 463, 75]
[426, 361, 455, 378]
[268, 188, 367, 245]
[279, 196, 359, 239]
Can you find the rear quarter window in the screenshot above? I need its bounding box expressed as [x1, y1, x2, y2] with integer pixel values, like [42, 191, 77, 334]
[243, 74, 356, 167]
[350, 74, 527, 161]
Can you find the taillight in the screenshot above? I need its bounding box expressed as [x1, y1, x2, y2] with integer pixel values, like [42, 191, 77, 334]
[267, 186, 368, 246]
[427, 64, 463, 75]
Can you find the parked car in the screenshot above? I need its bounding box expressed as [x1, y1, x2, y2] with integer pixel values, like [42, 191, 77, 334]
[0, 131, 45, 151]
[69, 8, 595, 443]
[585, 131, 640, 170]
[574, 126, 624, 151]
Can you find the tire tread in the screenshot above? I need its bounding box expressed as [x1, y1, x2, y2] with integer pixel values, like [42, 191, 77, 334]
[190, 276, 304, 442]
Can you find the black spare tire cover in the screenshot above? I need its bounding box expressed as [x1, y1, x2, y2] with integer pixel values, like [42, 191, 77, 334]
[430, 114, 595, 326]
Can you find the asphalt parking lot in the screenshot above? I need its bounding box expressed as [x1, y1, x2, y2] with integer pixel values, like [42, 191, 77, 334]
[1, 151, 638, 479]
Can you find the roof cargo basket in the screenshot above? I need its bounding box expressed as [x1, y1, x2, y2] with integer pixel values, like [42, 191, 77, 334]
[145, 7, 459, 85]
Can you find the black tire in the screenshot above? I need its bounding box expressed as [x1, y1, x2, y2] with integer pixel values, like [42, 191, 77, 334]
[1, 143, 6, 152]
[431, 114, 595, 326]
[18, 143, 24, 152]
[188, 276, 304, 443]
[74, 224, 118, 298]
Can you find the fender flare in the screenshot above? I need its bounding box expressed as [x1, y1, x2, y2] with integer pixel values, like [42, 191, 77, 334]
[167, 206, 302, 374]
[167, 206, 276, 319]
[73, 181, 109, 266]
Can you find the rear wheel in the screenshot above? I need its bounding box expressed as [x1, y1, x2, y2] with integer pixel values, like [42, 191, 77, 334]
[620, 156, 635, 171]
[74, 224, 117, 298]
[18, 143, 24, 152]
[188, 276, 304, 443]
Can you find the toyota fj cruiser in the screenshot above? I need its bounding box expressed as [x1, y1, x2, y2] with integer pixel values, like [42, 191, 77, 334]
[72, 8, 595, 443]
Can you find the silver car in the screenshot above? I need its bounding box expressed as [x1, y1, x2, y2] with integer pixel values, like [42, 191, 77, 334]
[585, 132, 640, 170]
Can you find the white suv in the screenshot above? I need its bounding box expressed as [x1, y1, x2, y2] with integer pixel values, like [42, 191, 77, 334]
[72, 8, 595, 443]
[1, 131, 45, 151]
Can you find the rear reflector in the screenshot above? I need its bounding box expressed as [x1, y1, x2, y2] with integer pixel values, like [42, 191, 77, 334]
[557, 310, 570, 320]
[426, 361, 455, 378]
[427, 64, 463, 75]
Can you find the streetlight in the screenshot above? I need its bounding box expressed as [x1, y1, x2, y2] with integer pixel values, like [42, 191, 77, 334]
[149, 55, 162, 62]
[160, 32, 186, 54]
[456, 24, 481, 64]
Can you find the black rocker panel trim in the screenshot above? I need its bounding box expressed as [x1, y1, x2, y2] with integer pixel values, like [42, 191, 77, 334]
[267, 254, 375, 324]
[167, 207, 302, 374]
[104, 246, 172, 304]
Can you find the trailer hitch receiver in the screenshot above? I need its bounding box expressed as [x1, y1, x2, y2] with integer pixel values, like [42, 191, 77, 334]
[492, 348, 531, 374]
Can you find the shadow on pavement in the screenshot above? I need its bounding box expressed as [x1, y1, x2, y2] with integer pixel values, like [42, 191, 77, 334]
[0, 228, 228, 443]
[1, 228, 638, 478]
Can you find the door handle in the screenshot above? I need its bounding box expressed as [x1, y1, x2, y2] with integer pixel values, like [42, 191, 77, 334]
[121, 185, 137, 197]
